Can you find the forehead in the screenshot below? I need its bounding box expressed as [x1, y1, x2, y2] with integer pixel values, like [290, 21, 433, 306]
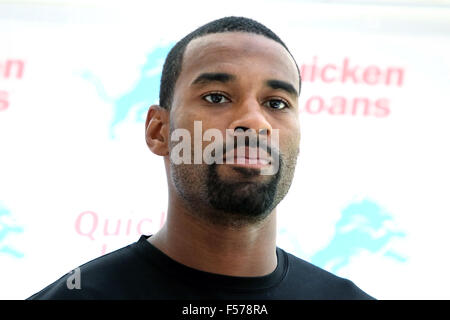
[179, 32, 299, 91]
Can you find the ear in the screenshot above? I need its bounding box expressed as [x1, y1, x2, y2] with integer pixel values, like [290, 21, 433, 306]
[145, 105, 169, 156]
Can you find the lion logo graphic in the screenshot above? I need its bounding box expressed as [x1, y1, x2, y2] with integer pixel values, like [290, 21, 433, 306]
[82, 45, 172, 139]
[311, 199, 406, 272]
[0, 203, 24, 258]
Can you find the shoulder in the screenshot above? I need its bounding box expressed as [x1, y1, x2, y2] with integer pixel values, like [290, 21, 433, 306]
[27, 242, 142, 300]
[280, 248, 375, 300]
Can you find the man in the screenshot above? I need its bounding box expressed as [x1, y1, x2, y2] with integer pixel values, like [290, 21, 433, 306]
[28, 16, 374, 300]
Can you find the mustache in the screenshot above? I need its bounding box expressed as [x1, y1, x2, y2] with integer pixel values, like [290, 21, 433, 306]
[204, 133, 282, 176]
[224, 136, 271, 154]
[210, 135, 280, 161]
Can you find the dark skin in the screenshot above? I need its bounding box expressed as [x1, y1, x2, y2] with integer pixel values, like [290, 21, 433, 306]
[145, 32, 300, 277]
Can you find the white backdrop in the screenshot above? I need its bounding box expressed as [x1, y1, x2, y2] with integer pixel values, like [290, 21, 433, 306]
[1, 0, 449, 299]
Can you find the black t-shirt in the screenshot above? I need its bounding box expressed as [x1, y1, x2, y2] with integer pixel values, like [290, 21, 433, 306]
[27, 235, 374, 300]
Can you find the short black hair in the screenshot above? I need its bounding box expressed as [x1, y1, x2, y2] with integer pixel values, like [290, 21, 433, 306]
[159, 16, 301, 110]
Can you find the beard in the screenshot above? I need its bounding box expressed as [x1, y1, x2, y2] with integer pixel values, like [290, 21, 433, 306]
[168, 119, 299, 227]
[205, 160, 282, 223]
[170, 147, 298, 228]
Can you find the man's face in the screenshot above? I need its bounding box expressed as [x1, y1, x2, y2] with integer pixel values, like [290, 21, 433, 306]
[168, 32, 300, 227]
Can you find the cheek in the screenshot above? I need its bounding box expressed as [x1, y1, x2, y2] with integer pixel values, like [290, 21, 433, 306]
[171, 107, 194, 128]
[172, 104, 218, 128]
[278, 128, 300, 157]
[173, 114, 228, 146]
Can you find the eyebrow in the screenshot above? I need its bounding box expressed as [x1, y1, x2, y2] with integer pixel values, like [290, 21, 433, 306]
[191, 72, 236, 86]
[266, 79, 299, 97]
[191, 72, 299, 97]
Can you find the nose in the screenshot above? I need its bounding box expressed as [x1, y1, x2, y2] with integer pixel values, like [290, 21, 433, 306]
[228, 98, 272, 137]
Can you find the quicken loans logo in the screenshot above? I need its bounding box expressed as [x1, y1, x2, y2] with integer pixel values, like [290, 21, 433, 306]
[169, 121, 280, 176]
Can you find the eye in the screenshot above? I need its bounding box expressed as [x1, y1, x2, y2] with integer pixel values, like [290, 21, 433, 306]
[264, 99, 289, 110]
[203, 93, 230, 104]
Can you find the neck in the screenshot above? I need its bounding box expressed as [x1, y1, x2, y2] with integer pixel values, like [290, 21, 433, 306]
[148, 192, 278, 277]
